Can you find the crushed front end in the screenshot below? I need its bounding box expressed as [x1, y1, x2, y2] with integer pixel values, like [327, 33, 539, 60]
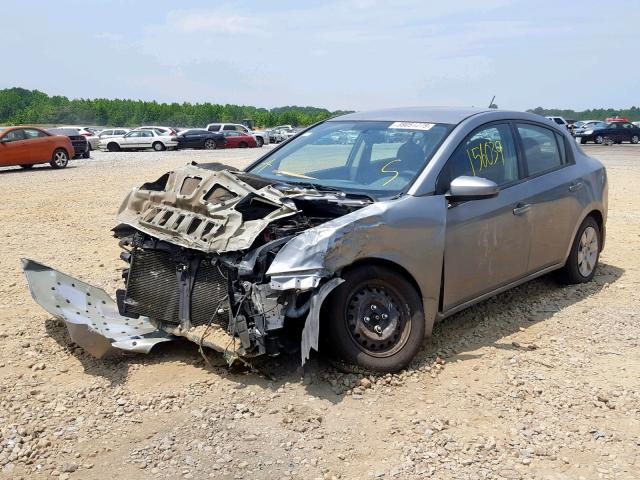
[24, 163, 369, 363]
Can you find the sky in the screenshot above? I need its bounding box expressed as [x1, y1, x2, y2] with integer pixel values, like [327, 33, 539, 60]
[1, 0, 638, 111]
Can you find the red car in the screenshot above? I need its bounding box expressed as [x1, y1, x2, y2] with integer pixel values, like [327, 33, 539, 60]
[0, 126, 74, 169]
[221, 130, 258, 148]
[606, 116, 629, 123]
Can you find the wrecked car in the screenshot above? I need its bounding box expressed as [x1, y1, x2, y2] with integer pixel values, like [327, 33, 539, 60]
[23, 108, 608, 372]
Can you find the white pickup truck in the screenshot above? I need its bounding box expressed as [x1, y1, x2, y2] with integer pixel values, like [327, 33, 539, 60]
[205, 123, 269, 147]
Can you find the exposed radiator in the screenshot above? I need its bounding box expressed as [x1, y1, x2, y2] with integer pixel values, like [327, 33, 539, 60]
[124, 249, 230, 328]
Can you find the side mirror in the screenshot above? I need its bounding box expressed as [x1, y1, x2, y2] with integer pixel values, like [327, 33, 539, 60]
[446, 176, 499, 202]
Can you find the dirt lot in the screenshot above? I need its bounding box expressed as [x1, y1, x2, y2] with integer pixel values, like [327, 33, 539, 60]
[0, 145, 638, 480]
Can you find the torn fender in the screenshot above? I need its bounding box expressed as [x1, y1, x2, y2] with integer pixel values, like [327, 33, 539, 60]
[22, 259, 174, 358]
[267, 195, 447, 336]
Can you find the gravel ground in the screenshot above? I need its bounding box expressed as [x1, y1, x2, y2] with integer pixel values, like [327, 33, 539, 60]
[0, 145, 638, 480]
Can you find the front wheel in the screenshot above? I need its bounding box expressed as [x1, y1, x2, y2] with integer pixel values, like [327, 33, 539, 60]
[203, 139, 217, 150]
[107, 142, 120, 152]
[152, 142, 166, 151]
[256, 137, 264, 147]
[579, 137, 586, 144]
[324, 265, 425, 372]
[631, 135, 639, 144]
[595, 135, 604, 144]
[558, 216, 601, 284]
[50, 149, 69, 169]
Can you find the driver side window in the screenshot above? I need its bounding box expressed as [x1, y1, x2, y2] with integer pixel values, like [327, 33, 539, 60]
[437, 123, 519, 193]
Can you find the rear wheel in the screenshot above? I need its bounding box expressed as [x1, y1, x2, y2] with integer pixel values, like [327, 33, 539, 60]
[107, 142, 120, 152]
[152, 142, 166, 151]
[50, 149, 69, 169]
[324, 265, 425, 372]
[595, 135, 604, 144]
[631, 135, 639, 144]
[579, 137, 586, 144]
[239, 141, 248, 148]
[558, 216, 601, 284]
[204, 139, 217, 150]
[256, 137, 264, 147]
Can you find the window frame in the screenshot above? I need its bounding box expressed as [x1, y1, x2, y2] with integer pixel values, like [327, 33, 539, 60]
[435, 120, 525, 195]
[513, 120, 574, 180]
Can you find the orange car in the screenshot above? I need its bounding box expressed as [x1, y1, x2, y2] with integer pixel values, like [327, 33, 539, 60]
[0, 126, 73, 169]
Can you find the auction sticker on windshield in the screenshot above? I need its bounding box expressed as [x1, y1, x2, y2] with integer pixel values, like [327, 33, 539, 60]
[389, 122, 435, 130]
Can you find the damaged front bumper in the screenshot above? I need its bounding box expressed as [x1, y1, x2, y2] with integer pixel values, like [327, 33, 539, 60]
[22, 258, 343, 364]
[22, 259, 174, 358]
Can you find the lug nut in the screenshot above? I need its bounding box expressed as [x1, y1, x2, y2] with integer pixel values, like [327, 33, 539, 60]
[371, 305, 377, 311]
[381, 313, 388, 320]
[374, 325, 383, 335]
[363, 316, 370, 323]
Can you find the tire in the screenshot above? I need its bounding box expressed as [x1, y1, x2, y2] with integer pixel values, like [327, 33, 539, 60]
[595, 135, 604, 144]
[20, 164, 34, 169]
[203, 139, 217, 150]
[107, 142, 120, 152]
[323, 265, 425, 372]
[238, 142, 248, 148]
[50, 149, 69, 169]
[152, 142, 166, 152]
[82, 148, 90, 159]
[256, 136, 264, 147]
[579, 137, 586, 144]
[631, 135, 639, 144]
[558, 216, 601, 284]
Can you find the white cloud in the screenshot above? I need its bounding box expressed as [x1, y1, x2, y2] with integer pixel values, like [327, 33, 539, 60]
[167, 8, 267, 36]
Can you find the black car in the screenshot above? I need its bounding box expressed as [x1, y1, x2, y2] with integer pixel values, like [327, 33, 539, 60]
[47, 128, 89, 158]
[175, 129, 226, 150]
[574, 122, 640, 144]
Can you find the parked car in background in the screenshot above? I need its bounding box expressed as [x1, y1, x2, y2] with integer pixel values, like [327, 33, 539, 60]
[605, 116, 629, 123]
[574, 122, 640, 144]
[47, 128, 89, 158]
[135, 126, 178, 136]
[633, 121, 640, 128]
[573, 121, 607, 138]
[0, 126, 73, 169]
[99, 129, 178, 152]
[276, 127, 300, 140]
[220, 130, 257, 148]
[175, 129, 226, 150]
[98, 128, 130, 139]
[266, 128, 286, 143]
[206, 123, 269, 147]
[60, 126, 100, 151]
[546, 116, 570, 130]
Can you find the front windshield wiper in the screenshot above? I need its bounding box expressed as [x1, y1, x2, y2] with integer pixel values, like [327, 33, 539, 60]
[272, 169, 318, 180]
[287, 182, 376, 202]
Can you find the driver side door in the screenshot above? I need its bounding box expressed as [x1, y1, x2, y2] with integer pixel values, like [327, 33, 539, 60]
[439, 122, 531, 312]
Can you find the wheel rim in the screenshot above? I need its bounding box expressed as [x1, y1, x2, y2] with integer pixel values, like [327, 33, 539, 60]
[154, 143, 162, 151]
[345, 283, 411, 357]
[577, 226, 598, 277]
[632, 136, 639, 144]
[204, 139, 216, 149]
[596, 136, 603, 144]
[53, 151, 68, 167]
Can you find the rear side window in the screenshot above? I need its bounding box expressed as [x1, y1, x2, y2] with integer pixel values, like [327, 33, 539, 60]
[207, 124, 221, 131]
[437, 123, 519, 192]
[4, 129, 25, 141]
[516, 124, 565, 176]
[223, 125, 235, 131]
[23, 128, 48, 138]
[102, 130, 113, 135]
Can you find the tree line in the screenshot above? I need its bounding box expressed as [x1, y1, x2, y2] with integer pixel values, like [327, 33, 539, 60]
[0, 87, 352, 128]
[527, 106, 640, 121]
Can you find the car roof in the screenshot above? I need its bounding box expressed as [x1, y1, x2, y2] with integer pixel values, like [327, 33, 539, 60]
[330, 106, 490, 124]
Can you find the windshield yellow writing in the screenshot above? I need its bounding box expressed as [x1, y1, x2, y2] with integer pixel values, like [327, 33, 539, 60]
[466, 140, 504, 176]
[381, 159, 401, 186]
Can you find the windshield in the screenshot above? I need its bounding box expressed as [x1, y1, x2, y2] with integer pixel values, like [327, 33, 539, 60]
[248, 120, 452, 198]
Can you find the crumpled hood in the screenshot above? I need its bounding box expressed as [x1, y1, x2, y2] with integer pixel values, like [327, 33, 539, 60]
[116, 164, 299, 253]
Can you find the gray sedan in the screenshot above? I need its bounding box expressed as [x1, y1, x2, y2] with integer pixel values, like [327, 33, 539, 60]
[23, 107, 607, 372]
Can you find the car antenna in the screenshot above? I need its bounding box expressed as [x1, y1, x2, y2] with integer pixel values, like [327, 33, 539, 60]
[488, 95, 497, 109]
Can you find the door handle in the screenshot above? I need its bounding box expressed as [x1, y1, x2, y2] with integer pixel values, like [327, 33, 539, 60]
[513, 203, 531, 216]
[569, 182, 584, 192]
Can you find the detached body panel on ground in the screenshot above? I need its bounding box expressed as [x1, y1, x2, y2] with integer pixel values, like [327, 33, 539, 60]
[23, 108, 607, 372]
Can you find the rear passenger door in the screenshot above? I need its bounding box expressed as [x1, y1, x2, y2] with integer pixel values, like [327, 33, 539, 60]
[514, 123, 583, 272]
[23, 128, 50, 162]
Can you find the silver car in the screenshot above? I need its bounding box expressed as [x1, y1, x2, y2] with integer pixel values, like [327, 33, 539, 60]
[23, 107, 607, 372]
